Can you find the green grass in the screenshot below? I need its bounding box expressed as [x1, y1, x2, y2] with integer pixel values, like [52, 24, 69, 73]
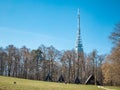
[104, 86, 120, 90]
[0, 76, 119, 90]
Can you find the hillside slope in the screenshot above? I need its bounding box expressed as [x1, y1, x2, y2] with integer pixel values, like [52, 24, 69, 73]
[0, 76, 119, 90]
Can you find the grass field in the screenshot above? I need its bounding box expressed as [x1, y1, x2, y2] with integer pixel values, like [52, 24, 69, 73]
[0, 76, 120, 90]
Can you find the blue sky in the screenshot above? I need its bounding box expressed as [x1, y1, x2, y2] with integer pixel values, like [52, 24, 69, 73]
[0, 0, 120, 54]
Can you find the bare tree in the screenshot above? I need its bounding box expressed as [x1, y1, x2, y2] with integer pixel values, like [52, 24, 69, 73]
[46, 46, 60, 81]
[38, 45, 47, 80]
[0, 47, 7, 75]
[109, 22, 120, 45]
[20, 46, 30, 79]
[33, 48, 43, 80]
[6, 45, 17, 76]
[61, 50, 75, 83]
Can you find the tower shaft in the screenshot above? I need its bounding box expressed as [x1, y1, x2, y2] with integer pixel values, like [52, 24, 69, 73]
[75, 9, 83, 54]
[75, 9, 84, 83]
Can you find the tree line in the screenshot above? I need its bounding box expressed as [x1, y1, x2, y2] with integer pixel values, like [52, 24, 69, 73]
[0, 23, 120, 86]
[0, 44, 104, 84]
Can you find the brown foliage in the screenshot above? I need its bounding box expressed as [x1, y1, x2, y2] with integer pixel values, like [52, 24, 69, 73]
[102, 22, 120, 86]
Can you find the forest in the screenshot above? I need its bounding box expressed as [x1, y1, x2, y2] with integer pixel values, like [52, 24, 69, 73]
[0, 23, 120, 86]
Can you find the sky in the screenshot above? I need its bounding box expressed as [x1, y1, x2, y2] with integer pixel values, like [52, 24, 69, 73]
[0, 0, 120, 54]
